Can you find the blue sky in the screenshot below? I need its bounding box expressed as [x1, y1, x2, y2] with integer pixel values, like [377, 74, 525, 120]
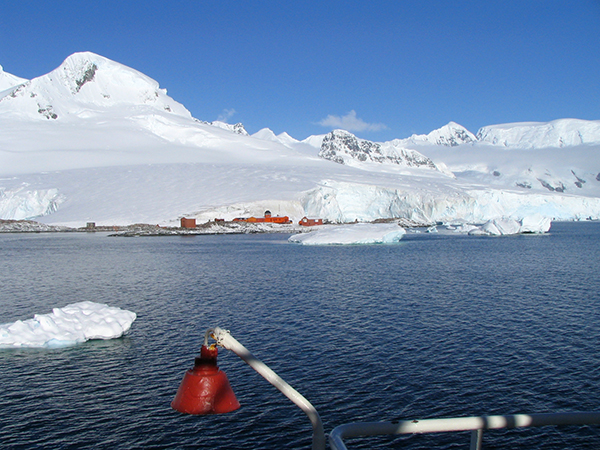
[1, 0, 599, 141]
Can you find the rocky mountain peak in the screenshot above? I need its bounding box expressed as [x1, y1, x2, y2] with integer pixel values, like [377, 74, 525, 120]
[319, 129, 442, 172]
[208, 120, 249, 135]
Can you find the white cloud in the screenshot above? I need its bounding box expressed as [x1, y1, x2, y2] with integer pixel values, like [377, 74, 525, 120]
[217, 108, 236, 122]
[317, 110, 387, 132]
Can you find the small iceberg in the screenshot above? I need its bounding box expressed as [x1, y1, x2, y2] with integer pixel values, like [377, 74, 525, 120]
[468, 215, 552, 236]
[289, 223, 406, 245]
[0, 301, 137, 348]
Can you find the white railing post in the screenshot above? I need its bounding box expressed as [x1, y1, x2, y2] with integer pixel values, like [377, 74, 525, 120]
[470, 428, 483, 450]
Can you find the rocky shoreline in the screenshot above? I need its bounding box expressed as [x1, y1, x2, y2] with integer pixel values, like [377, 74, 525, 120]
[0, 217, 433, 236]
[0, 219, 304, 236]
[109, 221, 302, 236]
[0, 219, 75, 233]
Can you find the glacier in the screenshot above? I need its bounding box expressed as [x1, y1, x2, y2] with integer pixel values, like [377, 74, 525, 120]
[0, 52, 599, 229]
[0, 185, 64, 220]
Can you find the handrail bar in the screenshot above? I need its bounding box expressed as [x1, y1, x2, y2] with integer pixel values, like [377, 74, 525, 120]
[211, 327, 326, 450]
[329, 412, 600, 450]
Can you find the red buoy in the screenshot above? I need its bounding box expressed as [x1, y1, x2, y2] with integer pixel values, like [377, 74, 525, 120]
[171, 345, 240, 414]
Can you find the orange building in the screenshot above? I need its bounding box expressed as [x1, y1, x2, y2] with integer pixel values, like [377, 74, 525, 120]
[180, 217, 196, 228]
[233, 210, 291, 224]
[299, 217, 323, 227]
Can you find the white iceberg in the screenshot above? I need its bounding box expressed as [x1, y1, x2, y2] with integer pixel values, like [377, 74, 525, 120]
[288, 223, 406, 245]
[0, 301, 136, 348]
[468, 215, 552, 236]
[481, 218, 522, 236]
[519, 214, 553, 233]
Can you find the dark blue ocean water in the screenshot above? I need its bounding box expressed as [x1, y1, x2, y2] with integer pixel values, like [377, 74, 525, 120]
[1, 222, 599, 449]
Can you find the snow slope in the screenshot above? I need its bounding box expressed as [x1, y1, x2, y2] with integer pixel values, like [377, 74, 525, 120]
[206, 120, 249, 135]
[0, 52, 599, 227]
[0, 65, 27, 91]
[476, 119, 600, 148]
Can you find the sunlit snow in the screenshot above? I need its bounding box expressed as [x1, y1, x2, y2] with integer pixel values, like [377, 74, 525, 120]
[288, 223, 406, 245]
[0, 301, 136, 348]
[0, 52, 599, 228]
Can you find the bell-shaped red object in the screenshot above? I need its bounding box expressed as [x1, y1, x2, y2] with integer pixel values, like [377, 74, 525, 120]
[171, 345, 240, 414]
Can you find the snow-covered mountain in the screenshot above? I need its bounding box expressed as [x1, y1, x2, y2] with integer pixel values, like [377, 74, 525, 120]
[315, 120, 600, 195]
[0, 52, 191, 121]
[1, 52, 599, 227]
[0, 65, 27, 91]
[318, 129, 444, 173]
[0, 52, 312, 175]
[403, 121, 477, 147]
[476, 118, 600, 148]
[315, 123, 477, 172]
[251, 128, 302, 146]
[251, 127, 281, 142]
[301, 134, 326, 149]
[205, 120, 249, 135]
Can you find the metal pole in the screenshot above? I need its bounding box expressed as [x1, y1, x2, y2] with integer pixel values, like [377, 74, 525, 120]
[211, 327, 326, 450]
[470, 428, 483, 450]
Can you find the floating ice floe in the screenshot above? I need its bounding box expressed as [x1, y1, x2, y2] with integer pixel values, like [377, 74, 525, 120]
[468, 215, 552, 236]
[0, 301, 136, 348]
[288, 223, 406, 245]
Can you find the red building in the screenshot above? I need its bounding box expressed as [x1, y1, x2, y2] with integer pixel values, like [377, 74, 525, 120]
[180, 217, 196, 228]
[299, 217, 323, 227]
[233, 210, 291, 224]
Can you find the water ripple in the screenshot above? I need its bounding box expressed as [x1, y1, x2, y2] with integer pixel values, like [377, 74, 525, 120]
[1, 224, 599, 449]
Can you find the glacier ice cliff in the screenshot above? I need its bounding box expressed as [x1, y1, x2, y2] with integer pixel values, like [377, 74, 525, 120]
[300, 180, 600, 224]
[0, 186, 64, 220]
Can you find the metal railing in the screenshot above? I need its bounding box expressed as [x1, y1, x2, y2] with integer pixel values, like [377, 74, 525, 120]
[329, 412, 600, 450]
[189, 329, 600, 450]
